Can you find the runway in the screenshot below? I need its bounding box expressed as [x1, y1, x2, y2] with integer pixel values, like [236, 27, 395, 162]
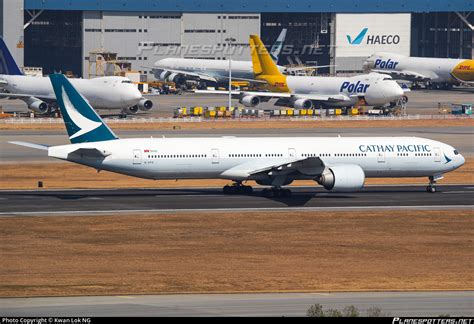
[0, 185, 472, 216]
[1, 291, 473, 316]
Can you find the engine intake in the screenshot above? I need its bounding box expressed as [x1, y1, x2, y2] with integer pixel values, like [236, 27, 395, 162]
[239, 95, 260, 107]
[28, 100, 49, 114]
[292, 98, 313, 109]
[137, 98, 153, 111]
[316, 164, 365, 192]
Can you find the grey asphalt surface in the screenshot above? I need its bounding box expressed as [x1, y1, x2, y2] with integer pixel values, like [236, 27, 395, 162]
[1, 87, 473, 117]
[1, 126, 473, 163]
[1, 291, 473, 317]
[0, 185, 472, 216]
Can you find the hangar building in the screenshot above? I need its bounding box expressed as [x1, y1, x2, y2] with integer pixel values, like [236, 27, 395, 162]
[1, 0, 472, 79]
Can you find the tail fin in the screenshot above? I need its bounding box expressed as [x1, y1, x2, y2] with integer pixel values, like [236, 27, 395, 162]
[49, 74, 118, 144]
[269, 28, 287, 63]
[249, 35, 284, 77]
[0, 38, 23, 75]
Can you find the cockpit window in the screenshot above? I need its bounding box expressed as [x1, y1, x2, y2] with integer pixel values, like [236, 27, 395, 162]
[121, 80, 132, 84]
[454, 150, 459, 155]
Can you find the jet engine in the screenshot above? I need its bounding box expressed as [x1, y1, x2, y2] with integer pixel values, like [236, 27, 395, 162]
[159, 70, 170, 81]
[124, 105, 139, 114]
[292, 98, 313, 109]
[239, 95, 260, 107]
[28, 100, 49, 114]
[166, 73, 185, 85]
[315, 164, 365, 192]
[137, 98, 153, 111]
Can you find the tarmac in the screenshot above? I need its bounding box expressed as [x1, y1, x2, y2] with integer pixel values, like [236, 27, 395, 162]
[0, 185, 472, 216]
[1, 291, 473, 317]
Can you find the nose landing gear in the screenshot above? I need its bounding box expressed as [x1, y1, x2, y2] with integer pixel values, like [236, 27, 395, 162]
[426, 176, 438, 193]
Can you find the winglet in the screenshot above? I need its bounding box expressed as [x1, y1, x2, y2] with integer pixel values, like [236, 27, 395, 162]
[49, 74, 118, 144]
[0, 38, 23, 75]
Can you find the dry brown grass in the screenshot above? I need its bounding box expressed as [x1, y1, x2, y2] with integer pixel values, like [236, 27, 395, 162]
[0, 209, 472, 297]
[1, 118, 473, 131]
[0, 158, 472, 190]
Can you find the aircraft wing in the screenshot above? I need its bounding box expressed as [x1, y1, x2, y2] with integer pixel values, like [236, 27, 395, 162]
[220, 157, 325, 181]
[371, 69, 431, 82]
[152, 67, 218, 83]
[0, 92, 56, 101]
[194, 89, 350, 103]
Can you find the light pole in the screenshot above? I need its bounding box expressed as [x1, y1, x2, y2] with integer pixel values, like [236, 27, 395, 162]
[225, 37, 236, 109]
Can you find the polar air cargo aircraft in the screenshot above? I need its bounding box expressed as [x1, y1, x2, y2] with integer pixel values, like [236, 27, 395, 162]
[363, 52, 474, 89]
[196, 35, 407, 109]
[0, 38, 152, 115]
[10, 74, 464, 196]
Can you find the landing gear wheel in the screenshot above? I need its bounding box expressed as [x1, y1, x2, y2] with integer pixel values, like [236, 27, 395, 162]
[223, 183, 253, 195]
[426, 185, 437, 193]
[262, 187, 292, 198]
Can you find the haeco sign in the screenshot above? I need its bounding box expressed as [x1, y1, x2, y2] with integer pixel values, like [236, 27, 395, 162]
[346, 27, 401, 45]
[336, 14, 411, 57]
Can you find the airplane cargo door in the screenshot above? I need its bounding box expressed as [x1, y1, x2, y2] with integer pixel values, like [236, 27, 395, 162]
[211, 148, 220, 164]
[133, 149, 142, 165]
[434, 147, 441, 162]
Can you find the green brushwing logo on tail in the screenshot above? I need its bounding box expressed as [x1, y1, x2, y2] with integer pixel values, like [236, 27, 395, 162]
[49, 74, 118, 144]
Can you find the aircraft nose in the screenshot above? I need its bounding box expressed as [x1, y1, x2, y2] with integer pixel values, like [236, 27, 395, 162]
[459, 154, 465, 167]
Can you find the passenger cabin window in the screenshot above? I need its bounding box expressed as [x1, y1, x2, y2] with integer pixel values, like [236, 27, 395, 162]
[121, 80, 132, 84]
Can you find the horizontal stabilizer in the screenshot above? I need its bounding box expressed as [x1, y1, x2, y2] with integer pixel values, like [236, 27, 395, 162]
[9, 141, 49, 150]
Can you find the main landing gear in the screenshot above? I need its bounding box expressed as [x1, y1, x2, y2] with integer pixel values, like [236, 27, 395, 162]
[223, 182, 253, 195]
[426, 176, 437, 193]
[262, 187, 292, 198]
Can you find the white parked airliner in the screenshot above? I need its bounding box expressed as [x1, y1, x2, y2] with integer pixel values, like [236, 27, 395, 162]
[197, 35, 408, 109]
[10, 74, 465, 196]
[363, 52, 474, 89]
[0, 38, 152, 115]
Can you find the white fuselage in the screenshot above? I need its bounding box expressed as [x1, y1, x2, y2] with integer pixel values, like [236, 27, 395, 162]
[285, 73, 405, 107]
[0, 75, 143, 109]
[154, 58, 285, 83]
[364, 52, 473, 84]
[48, 136, 464, 182]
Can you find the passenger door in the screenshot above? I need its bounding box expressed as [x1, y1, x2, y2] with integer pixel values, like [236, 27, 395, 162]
[377, 152, 385, 163]
[133, 149, 142, 165]
[433, 147, 441, 162]
[288, 148, 296, 159]
[211, 148, 220, 164]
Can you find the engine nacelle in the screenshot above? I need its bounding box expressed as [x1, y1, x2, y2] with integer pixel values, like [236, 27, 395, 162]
[316, 164, 365, 192]
[292, 98, 313, 109]
[137, 98, 153, 111]
[166, 72, 185, 84]
[159, 70, 170, 80]
[124, 105, 139, 114]
[28, 100, 49, 114]
[239, 95, 260, 107]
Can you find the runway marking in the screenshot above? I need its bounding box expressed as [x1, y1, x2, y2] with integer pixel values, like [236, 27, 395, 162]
[0, 205, 472, 217]
[442, 191, 474, 194]
[115, 296, 136, 299]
